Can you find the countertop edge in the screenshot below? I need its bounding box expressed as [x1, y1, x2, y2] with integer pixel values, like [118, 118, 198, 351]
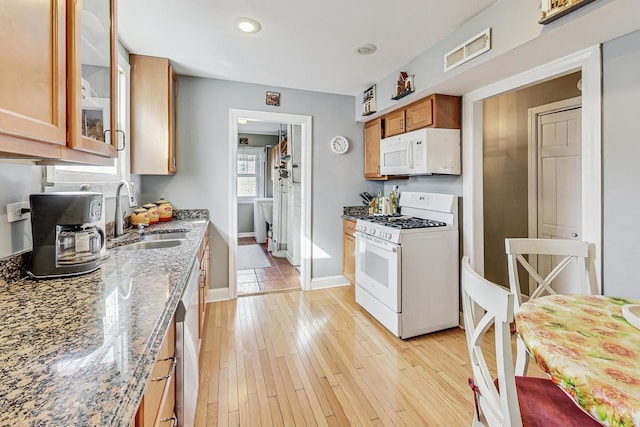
[111, 221, 208, 425]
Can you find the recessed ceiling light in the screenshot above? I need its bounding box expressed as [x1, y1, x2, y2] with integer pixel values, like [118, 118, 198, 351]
[238, 119, 248, 124]
[354, 43, 377, 55]
[236, 18, 261, 34]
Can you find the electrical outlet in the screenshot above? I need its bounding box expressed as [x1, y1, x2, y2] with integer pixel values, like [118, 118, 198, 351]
[6, 201, 30, 223]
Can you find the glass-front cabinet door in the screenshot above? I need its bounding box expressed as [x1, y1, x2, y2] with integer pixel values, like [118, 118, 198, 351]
[67, 0, 117, 157]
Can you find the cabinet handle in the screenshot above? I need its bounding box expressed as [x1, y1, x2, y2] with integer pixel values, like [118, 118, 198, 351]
[399, 119, 403, 128]
[115, 130, 126, 151]
[159, 416, 177, 426]
[406, 117, 411, 128]
[152, 356, 177, 381]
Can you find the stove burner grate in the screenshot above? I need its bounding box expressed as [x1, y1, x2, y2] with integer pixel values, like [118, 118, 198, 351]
[363, 215, 447, 230]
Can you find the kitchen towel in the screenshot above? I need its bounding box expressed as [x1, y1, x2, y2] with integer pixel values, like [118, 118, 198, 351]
[237, 245, 271, 270]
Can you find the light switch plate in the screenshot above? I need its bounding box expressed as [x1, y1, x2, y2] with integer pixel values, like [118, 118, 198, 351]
[7, 201, 30, 223]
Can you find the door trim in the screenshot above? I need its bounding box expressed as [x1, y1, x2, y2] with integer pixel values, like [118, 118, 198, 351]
[462, 45, 602, 288]
[228, 109, 313, 298]
[528, 96, 582, 240]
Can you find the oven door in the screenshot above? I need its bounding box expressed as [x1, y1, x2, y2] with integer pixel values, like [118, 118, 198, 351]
[354, 232, 401, 312]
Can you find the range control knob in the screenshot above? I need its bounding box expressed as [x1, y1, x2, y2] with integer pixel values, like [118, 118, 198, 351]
[371, 229, 376, 235]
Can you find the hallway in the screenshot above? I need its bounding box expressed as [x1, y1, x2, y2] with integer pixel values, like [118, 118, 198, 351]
[237, 237, 300, 295]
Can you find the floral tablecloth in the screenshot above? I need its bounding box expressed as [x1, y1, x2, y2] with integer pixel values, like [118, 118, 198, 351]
[515, 295, 640, 427]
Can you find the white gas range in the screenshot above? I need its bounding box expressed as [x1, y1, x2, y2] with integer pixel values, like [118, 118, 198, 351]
[354, 192, 459, 339]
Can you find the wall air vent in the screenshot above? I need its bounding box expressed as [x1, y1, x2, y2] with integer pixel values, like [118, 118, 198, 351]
[444, 28, 491, 72]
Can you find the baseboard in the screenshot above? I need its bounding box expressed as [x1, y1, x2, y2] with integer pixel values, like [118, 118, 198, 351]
[208, 287, 231, 302]
[310, 275, 351, 290]
[238, 232, 255, 238]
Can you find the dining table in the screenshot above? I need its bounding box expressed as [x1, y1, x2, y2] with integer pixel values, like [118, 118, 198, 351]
[515, 294, 640, 427]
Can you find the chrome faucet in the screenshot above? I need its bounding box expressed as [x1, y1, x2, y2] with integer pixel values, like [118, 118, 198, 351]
[115, 180, 137, 237]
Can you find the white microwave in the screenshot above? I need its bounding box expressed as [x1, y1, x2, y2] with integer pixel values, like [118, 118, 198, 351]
[380, 128, 461, 176]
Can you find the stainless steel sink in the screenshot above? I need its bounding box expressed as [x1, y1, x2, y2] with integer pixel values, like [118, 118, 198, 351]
[118, 239, 184, 251]
[139, 231, 189, 241]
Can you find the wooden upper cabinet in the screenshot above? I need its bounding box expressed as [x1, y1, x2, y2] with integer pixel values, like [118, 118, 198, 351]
[384, 109, 405, 137]
[385, 94, 461, 138]
[0, 0, 118, 162]
[405, 97, 433, 130]
[364, 118, 388, 180]
[66, 0, 118, 158]
[130, 55, 178, 175]
[0, 0, 66, 158]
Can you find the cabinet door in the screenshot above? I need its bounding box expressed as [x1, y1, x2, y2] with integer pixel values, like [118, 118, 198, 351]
[343, 233, 356, 285]
[131, 55, 176, 174]
[67, 0, 117, 158]
[168, 66, 177, 173]
[384, 110, 405, 137]
[364, 118, 387, 180]
[405, 97, 434, 131]
[0, 0, 66, 156]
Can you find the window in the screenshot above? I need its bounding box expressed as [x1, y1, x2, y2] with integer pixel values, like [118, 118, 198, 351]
[46, 52, 131, 194]
[237, 147, 265, 201]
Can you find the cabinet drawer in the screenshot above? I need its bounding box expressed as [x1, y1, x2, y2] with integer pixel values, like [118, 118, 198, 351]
[156, 374, 176, 426]
[137, 320, 176, 427]
[343, 219, 356, 236]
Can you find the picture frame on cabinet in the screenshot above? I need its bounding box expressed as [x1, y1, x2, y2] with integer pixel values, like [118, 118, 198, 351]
[362, 85, 376, 116]
[392, 74, 414, 100]
[539, 0, 597, 24]
[266, 91, 280, 106]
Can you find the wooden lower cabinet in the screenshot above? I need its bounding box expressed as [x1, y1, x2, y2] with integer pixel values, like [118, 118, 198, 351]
[135, 318, 176, 427]
[198, 229, 210, 341]
[342, 219, 356, 285]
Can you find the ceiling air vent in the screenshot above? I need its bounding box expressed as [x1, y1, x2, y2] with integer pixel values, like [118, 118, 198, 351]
[444, 28, 491, 72]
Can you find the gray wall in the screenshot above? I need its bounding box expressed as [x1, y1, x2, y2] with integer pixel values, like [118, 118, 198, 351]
[140, 77, 380, 288]
[482, 73, 581, 287]
[0, 162, 142, 258]
[602, 30, 640, 298]
[0, 163, 42, 256]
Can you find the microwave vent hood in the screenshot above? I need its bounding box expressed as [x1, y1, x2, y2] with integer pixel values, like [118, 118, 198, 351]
[379, 128, 461, 176]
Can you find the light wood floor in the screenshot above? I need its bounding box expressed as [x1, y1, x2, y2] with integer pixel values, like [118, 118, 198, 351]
[194, 285, 543, 426]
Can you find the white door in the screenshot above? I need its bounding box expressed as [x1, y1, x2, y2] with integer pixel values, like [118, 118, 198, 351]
[529, 97, 582, 295]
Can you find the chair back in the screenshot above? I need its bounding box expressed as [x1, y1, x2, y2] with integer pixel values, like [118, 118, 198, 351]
[461, 256, 522, 427]
[505, 238, 597, 310]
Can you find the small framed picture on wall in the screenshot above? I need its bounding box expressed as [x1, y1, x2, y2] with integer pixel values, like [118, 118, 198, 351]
[266, 91, 280, 106]
[239, 137, 249, 145]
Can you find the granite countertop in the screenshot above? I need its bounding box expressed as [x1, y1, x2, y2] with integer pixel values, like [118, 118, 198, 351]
[342, 205, 369, 222]
[0, 218, 208, 426]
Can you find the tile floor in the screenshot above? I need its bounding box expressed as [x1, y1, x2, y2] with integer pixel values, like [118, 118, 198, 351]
[236, 237, 300, 295]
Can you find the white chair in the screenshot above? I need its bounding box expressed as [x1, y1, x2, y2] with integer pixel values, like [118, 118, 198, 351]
[505, 238, 597, 375]
[461, 256, 602, 427]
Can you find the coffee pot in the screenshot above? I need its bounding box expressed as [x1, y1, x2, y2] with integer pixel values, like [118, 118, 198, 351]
[28, 192, 105, 278]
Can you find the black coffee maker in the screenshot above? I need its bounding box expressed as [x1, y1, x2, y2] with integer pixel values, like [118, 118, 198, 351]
[28, 192, 105, 278]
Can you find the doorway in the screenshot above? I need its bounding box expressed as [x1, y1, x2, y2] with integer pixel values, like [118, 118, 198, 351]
[228, 109, 312, 299]
[463, 46, 602, 289]
[235, 123, 302, 295]
[481, 74, 582, 287]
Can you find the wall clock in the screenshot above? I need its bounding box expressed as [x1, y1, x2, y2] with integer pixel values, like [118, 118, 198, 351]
[330, 136, 349, 155]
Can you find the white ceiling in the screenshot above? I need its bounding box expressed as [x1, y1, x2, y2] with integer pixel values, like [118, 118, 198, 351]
[117, 0, 497, 96]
